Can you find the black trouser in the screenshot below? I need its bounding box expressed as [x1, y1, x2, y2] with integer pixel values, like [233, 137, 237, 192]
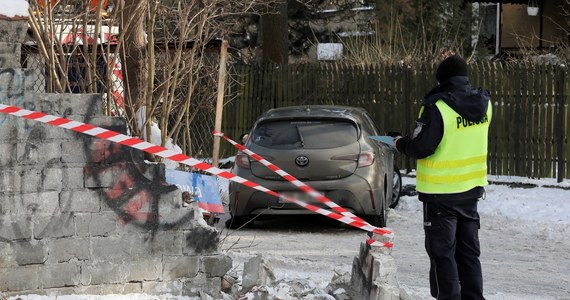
[423, 197, 485, 300]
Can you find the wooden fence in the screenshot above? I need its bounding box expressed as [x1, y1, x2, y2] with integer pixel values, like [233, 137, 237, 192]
[221, 62, 569, 180]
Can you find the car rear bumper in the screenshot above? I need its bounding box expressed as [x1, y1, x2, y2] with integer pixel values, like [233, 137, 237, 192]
[228, 175, 383, 217]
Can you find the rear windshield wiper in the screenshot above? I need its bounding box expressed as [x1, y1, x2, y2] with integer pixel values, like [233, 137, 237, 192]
[295, 125, 305, 148]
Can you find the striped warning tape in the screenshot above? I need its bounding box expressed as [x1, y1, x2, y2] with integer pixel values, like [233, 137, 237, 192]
[213, 131, 392, 233]
[214, 131, 393, 248]
[0, 104, 393, 247]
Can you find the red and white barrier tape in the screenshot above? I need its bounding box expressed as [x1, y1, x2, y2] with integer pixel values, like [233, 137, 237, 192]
[0, 104, 393, 247]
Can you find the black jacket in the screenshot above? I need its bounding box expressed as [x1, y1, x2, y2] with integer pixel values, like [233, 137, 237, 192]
[395, 76, 490, 201]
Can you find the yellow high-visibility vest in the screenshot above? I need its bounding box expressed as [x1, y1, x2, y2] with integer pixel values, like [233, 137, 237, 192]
[416, 100, 492, 194]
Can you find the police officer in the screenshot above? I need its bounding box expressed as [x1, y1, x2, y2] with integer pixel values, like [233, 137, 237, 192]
[393, 54, 491, 300]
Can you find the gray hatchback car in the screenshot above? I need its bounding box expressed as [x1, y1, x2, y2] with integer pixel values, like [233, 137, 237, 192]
[226, 105, 396, 229]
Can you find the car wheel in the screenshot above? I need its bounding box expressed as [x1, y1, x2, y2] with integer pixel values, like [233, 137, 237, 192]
[225, 215, 251, 229]
[389, 166, 402, 208]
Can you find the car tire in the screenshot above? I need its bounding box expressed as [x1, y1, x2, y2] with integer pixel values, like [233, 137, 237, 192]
[389, 166, 402, 209]
[365, 201, 387, 228]
[225, 215, 251, 229]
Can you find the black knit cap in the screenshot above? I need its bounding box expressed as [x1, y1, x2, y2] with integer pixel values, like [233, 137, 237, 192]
[436, 55, 468, 83]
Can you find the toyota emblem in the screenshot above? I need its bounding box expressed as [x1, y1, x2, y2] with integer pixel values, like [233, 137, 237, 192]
[295, 155, 309, 167]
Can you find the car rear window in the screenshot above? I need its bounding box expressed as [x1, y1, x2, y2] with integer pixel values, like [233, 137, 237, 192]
[250, 119, 358, 149]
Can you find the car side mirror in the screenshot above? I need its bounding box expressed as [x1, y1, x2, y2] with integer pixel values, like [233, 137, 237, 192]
[240, 133, 249, 144]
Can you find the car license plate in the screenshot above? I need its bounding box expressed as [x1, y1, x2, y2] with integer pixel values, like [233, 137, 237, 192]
[278, 191, 319, 204]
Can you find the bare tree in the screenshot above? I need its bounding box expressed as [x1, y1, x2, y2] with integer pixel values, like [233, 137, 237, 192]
[28, 0, 279, 160]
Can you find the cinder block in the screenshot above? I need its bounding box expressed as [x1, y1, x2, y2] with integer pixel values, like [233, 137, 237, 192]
[12, 240, 49, 266]
[0, 168, 62, 193]
[0, 68, 36, 95]
[79, 261, 127, 285]
[0, 216, 32, 240]
[33, 213, 75, 240]
[75, 282, 142, 295]
[61, 166, 84, 190]
[182, 272, 221, 298]
[0, 191, 60, 216]
[200, 254, 232, 278]
[183, 226, 219, 255]
[47, 237, 90, 264]
[0, 143, 16, 166]
[123, 258, 162, 282]
[0, 42, 21, 69]
[0, 116, 76, 142]
[163, 255, 200, 280]
[91, 236, 138, 261]
[58, 93, 103, 117]
[143, 230, 183, 255]
[61, 139, 107, 165]
[142, 281, 183, 296]
[0, 265, 40, 291]
[16, 141, 61, 166]
[0, 241, 17, 268]
[0, 19, 28, 43]
[59, 190, 101, 213]
[74, 212, 117, 237]
[40, 262, 81, 288]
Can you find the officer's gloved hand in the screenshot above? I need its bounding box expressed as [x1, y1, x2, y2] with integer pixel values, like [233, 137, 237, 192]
[386, 131, 402, 138]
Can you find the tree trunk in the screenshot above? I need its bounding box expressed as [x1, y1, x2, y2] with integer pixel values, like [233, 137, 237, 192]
[121, 0, 148, 136]
[261, 1, 288, 64]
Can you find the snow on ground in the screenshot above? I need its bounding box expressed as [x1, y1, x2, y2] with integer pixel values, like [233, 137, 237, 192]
[8, 174, 570, 300]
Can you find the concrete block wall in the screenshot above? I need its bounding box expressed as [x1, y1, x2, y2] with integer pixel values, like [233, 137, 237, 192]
[0, 18, 230, 298]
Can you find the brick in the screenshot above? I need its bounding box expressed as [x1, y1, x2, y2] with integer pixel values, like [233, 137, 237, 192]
[16, 141, 61, 166]
[0, 265, 40, 291]
[163, 255, 200, 280]
[40, 262, 81, 288]
[12, 240, 49, 265]
[200, 254, 232, 278]
[47, 237, 90, 263]
[59, 190, 101, 213]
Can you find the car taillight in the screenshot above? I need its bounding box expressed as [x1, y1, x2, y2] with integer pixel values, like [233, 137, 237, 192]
[357, 151, 374, 167]
[235, 152, 250, 169]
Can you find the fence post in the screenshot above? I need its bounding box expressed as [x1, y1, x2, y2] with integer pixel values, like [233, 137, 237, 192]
[212, 40, 229, 168]
[556, 64, 566, 183]
[403, 64, 413, 173]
